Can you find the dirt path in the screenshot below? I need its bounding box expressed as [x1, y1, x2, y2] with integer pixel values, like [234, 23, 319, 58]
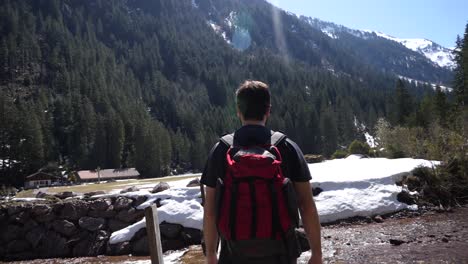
[181, 206, 468, 264]
[314, 206, 468, 263]
[4, 206, 468, 264]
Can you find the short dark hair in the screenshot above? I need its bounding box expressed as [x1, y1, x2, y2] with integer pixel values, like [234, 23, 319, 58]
[236, 80, 271, 121]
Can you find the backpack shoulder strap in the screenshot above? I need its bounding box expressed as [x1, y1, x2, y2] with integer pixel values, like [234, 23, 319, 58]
[271, 131, 287, 147]
[220, 133, 234, 147]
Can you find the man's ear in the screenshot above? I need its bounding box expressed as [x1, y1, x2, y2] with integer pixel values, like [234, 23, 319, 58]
[265, 105, 271, 119]
[236, 107, 243, 122]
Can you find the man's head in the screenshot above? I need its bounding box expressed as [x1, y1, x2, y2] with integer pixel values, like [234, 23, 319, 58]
[236, 80, 271, 124]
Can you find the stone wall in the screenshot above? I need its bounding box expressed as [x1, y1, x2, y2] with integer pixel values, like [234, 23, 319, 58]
[0, 196, 202, 261]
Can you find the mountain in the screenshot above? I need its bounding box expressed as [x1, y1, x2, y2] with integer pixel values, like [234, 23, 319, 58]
[369, 32, 455, 69]
[0, 0, 456, 186]
[298, 17, 454, 85]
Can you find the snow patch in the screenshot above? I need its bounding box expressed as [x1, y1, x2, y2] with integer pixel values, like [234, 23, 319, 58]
[364, 132, 376, 148]
[310, 157, 438, 223]
[208, 21, 230, 44]
[398, 75, 453, 92]
[109, 157, 438, 244]
[11, 198, 46, 202]
[109, 183, 202, 244]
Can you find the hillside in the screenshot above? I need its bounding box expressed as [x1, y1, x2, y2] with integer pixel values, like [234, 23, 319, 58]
[301, 17, 454, 85]
[0, 0, 456, 186]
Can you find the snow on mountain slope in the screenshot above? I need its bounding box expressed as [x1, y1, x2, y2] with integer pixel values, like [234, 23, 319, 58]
[373, 32, 455, 69]
[398, 75, 453, 92]
[302, 17, 454, 69]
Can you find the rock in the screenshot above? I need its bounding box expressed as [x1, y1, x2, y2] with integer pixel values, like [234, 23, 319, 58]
[89, 198, 112, 211]
[107, 241, 132, 256]
[55, 191, 77, 199]
[78, 216, 106, 231]
[66, 230, 90, 248]
[120, 186, 139, 194]
[7, 240, 30, 254]
[151, 182, 170, 193]
[303, 154, 324, 163]
[397, 191, 417, 205]
[442, 237, 449, 243]
[35, 191, 48, 198]
[31, 204, 52, 216]
[162, 239, 186, 252]
[0, 209, 6, 222]
[72, 230, 109, 257]
[2, 225, 23, 241]
[10, 210, 30, 224]
[88, 207, 117, 218]
[60, 201, 89, 221]
[35, 191, 58, 200]
[133, 196, 148, 207]
[84, 191, 106, 198]
[186, 178, 200, 187]
[132, 228, 147, 242]
[52, 202, 64, 213]
[26, 226, 47, 249]
[374, 215, 384, 223]
[35, 209, 56, 223]
[114, 197, 133, 210]
[8, 204, 26, 215]
[116, 208, 145, 223]
[132, 236, 148, 255]
[109, 219, 129, 232]
[22, 219, 38, 233]
[4, 252, 37, 261]
[364, 217, 373, 223]
[312, 187, 323, 197]
[389, 239, 405, 246]
[160, 223, 183, 239]
[53, 219, 77, 237]
[181, 227, 202, 244]
[36, 230, 70, 258]
[155, 198, 163, 208]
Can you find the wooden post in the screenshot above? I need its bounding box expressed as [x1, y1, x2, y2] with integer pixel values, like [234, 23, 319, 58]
[200, 182, 205, 206]
[145, 204, 164, 264]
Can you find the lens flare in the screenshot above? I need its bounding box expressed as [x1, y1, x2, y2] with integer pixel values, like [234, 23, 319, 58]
[270, 0, 290, 64]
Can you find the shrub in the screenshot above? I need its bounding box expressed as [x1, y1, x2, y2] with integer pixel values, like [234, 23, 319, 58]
[348, 140, 370, 155]
[403, 161, 468, 206]
[331, 149, 348, 159]
[303, 154, 324, 163]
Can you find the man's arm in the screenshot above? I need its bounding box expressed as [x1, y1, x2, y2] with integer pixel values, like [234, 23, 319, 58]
[203, 186, 218, 264]
[294, 181, 322, 264]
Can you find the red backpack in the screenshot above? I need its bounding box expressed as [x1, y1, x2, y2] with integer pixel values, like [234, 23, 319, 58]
[215, 132, 301, 258]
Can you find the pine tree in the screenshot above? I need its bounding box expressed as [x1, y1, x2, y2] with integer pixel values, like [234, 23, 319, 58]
[106, 114, 125, 168]
[393, 79, 414, 125]
[320, 109, 338, 157]
[434, 86, 448, 126]
[453, 24, 468, 108]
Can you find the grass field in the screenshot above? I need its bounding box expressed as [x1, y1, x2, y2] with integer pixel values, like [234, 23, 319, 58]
[15, 174, 200, 198]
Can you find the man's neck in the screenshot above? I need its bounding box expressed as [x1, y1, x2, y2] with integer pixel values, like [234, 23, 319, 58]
[242, 120, 266, 126]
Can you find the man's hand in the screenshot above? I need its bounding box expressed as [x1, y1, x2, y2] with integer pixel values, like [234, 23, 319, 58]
[294, 182, 322, 264]
[206, 254, 218, 264]
[308, 253, 322, 264]
[203, 186, 219, 264]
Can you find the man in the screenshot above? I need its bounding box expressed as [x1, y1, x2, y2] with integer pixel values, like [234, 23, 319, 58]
[202, 80, 322, 264]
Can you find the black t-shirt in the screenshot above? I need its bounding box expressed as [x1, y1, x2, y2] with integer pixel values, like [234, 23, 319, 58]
[201, 125, 312, 188]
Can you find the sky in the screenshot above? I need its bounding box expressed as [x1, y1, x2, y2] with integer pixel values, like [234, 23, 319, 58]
[267, 0, 467, 48]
